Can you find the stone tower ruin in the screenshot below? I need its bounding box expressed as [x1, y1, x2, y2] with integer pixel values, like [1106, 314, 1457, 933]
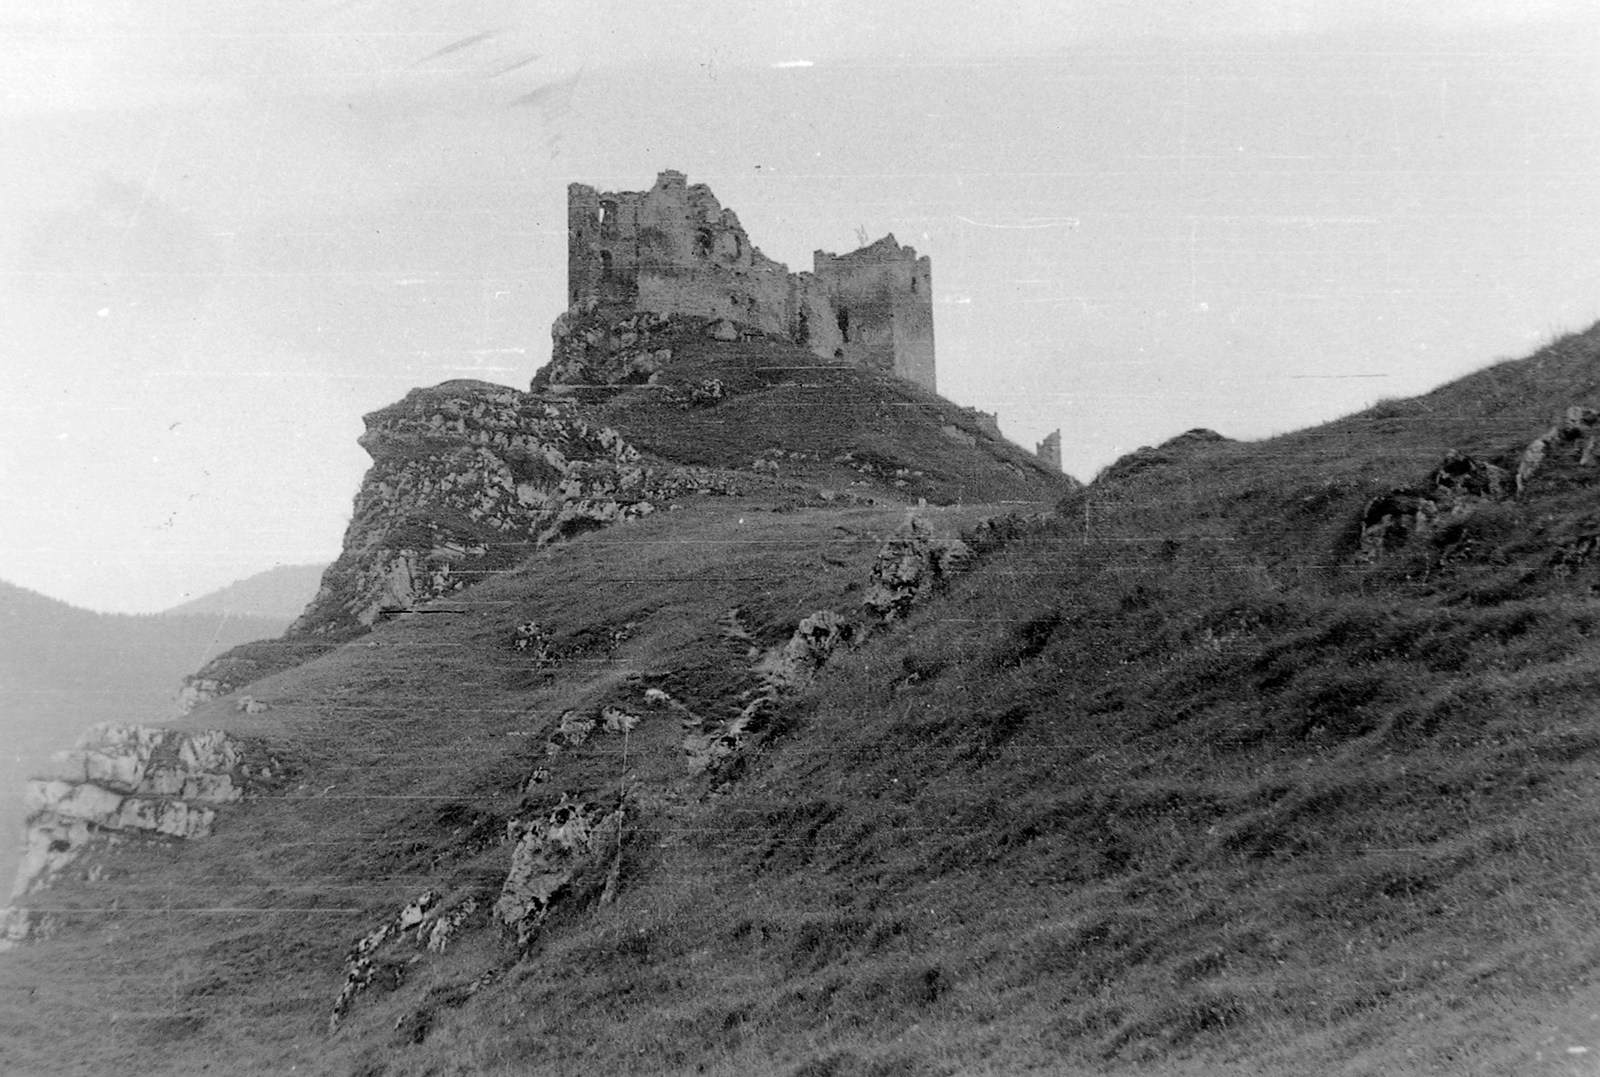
[1036, 430, 1063, 472]
[565, 170, 936, 391]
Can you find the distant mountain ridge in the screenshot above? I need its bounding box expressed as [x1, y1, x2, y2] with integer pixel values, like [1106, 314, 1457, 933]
[161, 563, 327, 621]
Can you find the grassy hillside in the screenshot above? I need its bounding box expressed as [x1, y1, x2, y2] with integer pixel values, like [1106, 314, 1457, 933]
[180, 329, 1069, 702]
[10, 328, 1600, 1074]
[583, 327, 1069, 506]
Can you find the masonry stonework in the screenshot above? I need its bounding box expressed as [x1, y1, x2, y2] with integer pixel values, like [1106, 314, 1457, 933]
[565, 171, 936, 391]
[1036, 430, 1063, 472]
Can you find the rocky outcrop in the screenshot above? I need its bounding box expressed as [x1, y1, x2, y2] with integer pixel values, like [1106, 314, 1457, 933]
[683, 609, 861, 775]
[177, 675, 227, 714]
[495, 796, 625, 948]
[1515, 405, 1600, 495]
[1358, 449, 1511, 561]
[544, 306, 682, 389]
[678, 517, 1022, 774]
[289, 380, 740, 635]
[757, 610, 857, 692]
[1, 724, 280, 950]
[544, 710, 597, 757]
[329, 889, 485, 1031]
[863, 517, 973, 621]
[1357, 406, 1600, 564]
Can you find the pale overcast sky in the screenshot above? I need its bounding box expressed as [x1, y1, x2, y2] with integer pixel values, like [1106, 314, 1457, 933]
[3, 1, 1599, 611]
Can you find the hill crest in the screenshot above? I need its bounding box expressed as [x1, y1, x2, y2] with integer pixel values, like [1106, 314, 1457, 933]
[162, 564, 328, 621]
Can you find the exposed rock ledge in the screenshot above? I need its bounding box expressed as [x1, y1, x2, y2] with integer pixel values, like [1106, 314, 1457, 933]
[278, 380, 741, 642]
[0, 724, 281, 951]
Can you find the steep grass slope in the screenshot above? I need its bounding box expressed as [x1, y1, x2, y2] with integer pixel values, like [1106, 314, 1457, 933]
[0, 499, 1004, 1074]
[10, 327, 1600, 1075]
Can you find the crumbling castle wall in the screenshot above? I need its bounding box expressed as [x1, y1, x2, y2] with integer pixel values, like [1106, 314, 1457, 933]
[808, 237, 935, 387]
[565, 171, 936, 391]
[1036, 430, 1063, 472]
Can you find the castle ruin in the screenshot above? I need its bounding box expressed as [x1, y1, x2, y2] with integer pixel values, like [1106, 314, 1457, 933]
[565, 170, 935, 391]
[1036, 430, 1063, 472]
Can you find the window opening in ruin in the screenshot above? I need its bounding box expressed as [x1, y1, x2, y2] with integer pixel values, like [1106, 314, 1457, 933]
[910, 274, 917, 293]
[600, 201, 619, 238]
[600, 251, 613, 278]
[696, 227, 714, 256]
[836, 307, 850, 343]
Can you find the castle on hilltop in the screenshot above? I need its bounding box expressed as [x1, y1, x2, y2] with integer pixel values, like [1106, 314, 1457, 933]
[566, 170, 936, 391]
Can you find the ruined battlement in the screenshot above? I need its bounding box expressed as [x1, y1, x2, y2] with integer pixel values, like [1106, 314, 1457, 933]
[1036, 430, 1063, 472]
[565, 171, 936, 391]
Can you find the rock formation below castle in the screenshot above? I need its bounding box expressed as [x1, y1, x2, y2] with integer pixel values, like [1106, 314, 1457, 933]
[564, 170, 935, 391]
[271, 381, 738, 638]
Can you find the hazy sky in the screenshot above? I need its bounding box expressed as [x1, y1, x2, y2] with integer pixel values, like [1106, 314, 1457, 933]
[4, 1, 1599, 612]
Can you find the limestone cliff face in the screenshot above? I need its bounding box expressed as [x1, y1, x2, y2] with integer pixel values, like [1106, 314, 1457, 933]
[1, 723, 282, 950]
[285, 379, 738, 638]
